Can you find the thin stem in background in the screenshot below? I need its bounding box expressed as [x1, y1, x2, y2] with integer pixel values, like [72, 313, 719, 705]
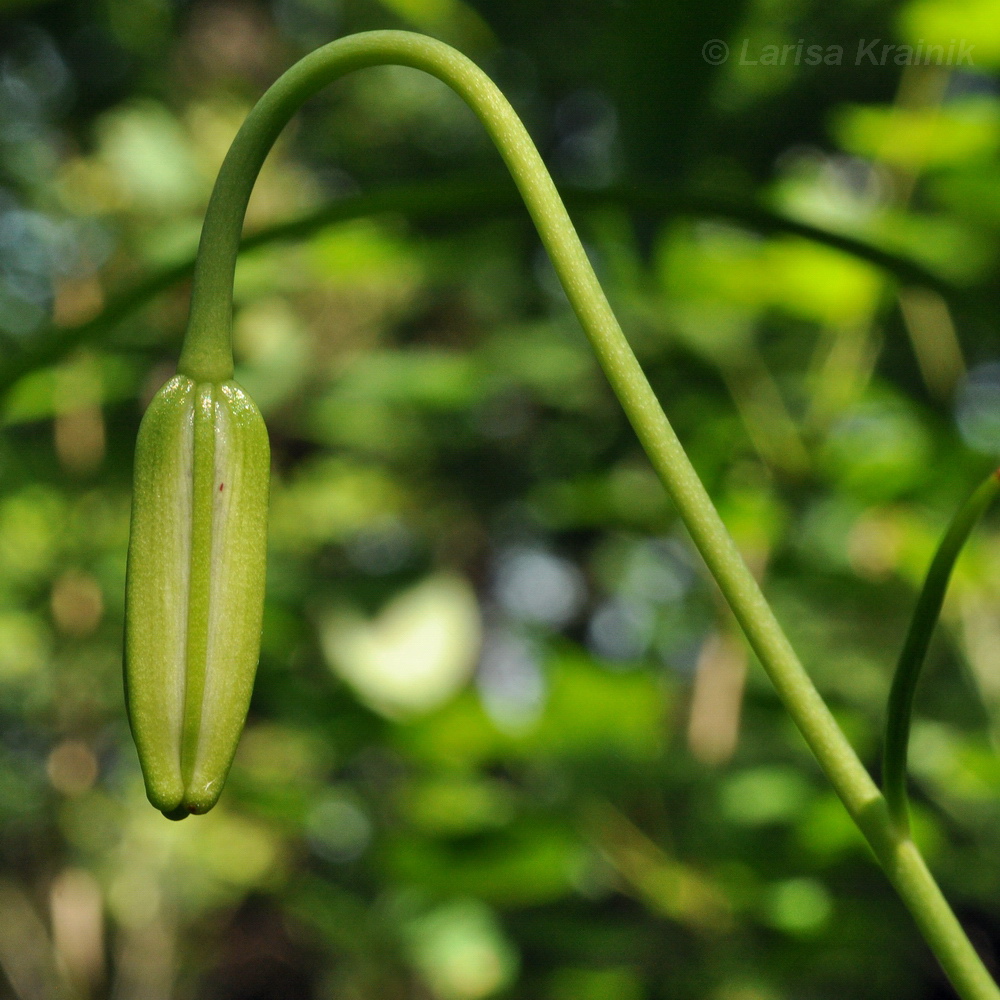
[883, 469, 1000, 832]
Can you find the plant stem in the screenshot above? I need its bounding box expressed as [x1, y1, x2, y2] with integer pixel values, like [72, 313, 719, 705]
[883, 469, 1000, 832]
[183, 30, 999, 999]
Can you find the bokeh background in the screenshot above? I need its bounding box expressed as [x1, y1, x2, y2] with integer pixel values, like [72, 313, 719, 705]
[2, 0, 1000, 997]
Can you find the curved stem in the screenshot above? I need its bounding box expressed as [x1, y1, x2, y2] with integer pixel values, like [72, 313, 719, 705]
[883, 469, 1000, 832]
[183, 30, 998, 999]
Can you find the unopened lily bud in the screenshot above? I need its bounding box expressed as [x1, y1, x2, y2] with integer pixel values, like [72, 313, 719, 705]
[125, 375, 269, 819]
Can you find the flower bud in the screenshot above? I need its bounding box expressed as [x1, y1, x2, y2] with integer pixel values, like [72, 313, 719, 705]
[125, 375, 269, 819]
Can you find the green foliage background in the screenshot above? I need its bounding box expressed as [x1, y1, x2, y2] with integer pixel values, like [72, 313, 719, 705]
[1, 0, 1000, 997]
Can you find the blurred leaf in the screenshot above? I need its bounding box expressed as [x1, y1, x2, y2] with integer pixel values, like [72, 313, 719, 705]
[900, 0, 1000, 67]
[321, 574, 482, 718]
[835, 101, 1000, 170]
[720, 766, 813, 827]
[405, 899, 518, 1000]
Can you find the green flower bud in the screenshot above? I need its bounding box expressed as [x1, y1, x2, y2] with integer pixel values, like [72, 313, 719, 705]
[125, 375, 269, 819]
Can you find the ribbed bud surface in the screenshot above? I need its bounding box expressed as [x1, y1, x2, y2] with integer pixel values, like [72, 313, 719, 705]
[125, 375, 269, 818]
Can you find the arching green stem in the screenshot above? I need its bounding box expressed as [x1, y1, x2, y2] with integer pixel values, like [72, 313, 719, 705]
[181, 30, 999, 999]
[883, 469, 1000, 833]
